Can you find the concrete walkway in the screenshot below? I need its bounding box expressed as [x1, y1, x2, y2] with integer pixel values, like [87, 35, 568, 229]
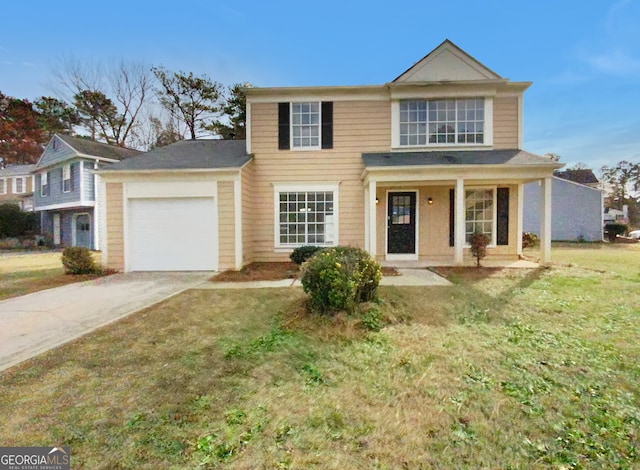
[198, 268, 452, 289]
[0, 272, 211, 371]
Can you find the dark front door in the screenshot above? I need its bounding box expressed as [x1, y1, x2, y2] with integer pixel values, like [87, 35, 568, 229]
[387, 192, 416, 254]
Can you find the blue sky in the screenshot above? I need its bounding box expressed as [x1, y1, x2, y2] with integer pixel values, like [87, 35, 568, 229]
[2, 0, 639, 170]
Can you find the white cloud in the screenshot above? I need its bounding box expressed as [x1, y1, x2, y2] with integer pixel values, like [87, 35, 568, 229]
[583, 49, 640, 76]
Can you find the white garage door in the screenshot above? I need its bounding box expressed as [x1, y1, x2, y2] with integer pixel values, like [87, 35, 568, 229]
[128, 197, 217, 271]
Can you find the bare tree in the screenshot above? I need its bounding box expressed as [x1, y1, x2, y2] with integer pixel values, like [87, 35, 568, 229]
[152, 66, 223, 140]
[50, 57, 152, 147]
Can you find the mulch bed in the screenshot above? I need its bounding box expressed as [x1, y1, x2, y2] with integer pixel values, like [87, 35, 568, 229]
[211, 262, 401, 282]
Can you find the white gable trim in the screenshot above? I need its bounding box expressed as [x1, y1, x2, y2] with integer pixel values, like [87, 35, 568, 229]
[394, 40, 502, 83]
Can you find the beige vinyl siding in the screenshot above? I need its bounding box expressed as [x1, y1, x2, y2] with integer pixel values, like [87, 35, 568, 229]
[249, 100, 391, 261]
[217, 180, 236, 271]
[241, 163, 255, 265]
[493, 96, 519, 149]
[105, 182, 124, 270]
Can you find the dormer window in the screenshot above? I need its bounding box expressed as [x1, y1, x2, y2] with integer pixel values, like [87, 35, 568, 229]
[392, 97, 492, 148]
[399, 98, 484, 146]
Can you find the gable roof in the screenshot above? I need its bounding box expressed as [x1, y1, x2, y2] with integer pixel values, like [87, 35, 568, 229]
[362, 149, 562, 168]
[553, 169, 599, 185]
[392, 39, 503, 83]
[99, 139, 251, 172]
[0, 164, 36, 177]
[36, 134, 141, 169]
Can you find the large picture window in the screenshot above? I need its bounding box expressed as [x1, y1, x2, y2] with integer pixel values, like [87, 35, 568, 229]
[465, 188, 495, 244]
[276, 186, 338, 248]
[399, 98, 484, 146]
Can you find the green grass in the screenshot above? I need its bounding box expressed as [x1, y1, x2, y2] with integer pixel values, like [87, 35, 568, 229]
[0, 251, 103, 300]
[0, 244, 639, 468]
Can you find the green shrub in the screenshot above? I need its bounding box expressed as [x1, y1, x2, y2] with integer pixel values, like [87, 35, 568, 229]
[300, 246, 382, 314]
[604, 223, 627, 242]
[522, 231, 538, 248]
[0, 203, 38, 238]
[61, 247, 98, 274]
[290, 245, 324, 265]
[469, 232, 490, 267]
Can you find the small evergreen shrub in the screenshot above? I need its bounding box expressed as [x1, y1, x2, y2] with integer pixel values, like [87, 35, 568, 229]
[604, 223, 627, 242]
[469, 232, 490, 267]
[300, 246, 382, 314]
[0, 203, 38, 238]
[61, 247, 98, 274]
[290, 245, 324, 265]
[522, 232, 538, 248]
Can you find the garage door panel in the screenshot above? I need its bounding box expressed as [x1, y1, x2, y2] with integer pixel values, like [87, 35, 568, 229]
[128, 197, 217, 271]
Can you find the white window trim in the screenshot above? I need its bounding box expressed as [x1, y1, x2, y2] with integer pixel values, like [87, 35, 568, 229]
[13, 176, 27, 194]
[464, 186, 497, 248]
[290, 102, 322, 151]
[391, 97, 493, 149]
[0, 178, 6, 195]
[273, 183, 339, 250]
[40, 172, 49, 197]
[62, 164, 72, 193]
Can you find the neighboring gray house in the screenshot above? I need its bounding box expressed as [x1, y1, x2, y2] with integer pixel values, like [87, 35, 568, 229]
[524, 176, 603, 241]
[33, 134, 140, 249]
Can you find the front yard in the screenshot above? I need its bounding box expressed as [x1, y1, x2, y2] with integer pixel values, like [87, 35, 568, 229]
[0, 244, 639, 468]
[0, 251, 102, 301]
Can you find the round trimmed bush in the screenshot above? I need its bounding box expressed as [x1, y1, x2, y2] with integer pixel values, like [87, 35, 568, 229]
[61, 247, 98, 274]
[300, 246, 382, 314]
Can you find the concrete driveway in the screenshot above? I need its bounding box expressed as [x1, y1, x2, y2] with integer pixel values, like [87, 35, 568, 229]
[0, 272, 211, 371]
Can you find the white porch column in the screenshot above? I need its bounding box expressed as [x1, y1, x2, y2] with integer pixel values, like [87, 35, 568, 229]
[516, 183, 524, 256]
[540, 177, 552, 264]
[454, 178, 465, 265]
[367, 181, 377, 257]
[364, 185, 370, 251]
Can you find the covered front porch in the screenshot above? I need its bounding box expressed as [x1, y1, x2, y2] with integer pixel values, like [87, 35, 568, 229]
[361, 149, 562, 266]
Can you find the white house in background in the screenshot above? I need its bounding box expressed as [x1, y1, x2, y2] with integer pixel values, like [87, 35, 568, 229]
[603, 206, 629, 226]
[524, 176, 603, 241]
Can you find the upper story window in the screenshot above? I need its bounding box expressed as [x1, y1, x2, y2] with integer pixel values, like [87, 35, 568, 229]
[41, 172, 49, 197]
[62, 164, 73, 193]
[396, 98, 488, 147]
[291, 102, 320, 149]
[0, 178, 6, 195]
[278, 102, 333, 151]
[13, 176, 26, 194]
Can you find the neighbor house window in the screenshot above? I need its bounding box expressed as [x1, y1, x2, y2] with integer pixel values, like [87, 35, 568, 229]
[40, 172, 49, 197]
[0, 178, 5, 194]
[465, 188, 495, 244]
[62, 164, 72, 193]
[275, 185, 338, 248]
[399, 98, 484, 146]
[278, 102, 333, 150]
[13, 176, 26, 194]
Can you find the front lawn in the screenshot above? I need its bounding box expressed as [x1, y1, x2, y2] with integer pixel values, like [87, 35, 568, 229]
[0, 251, 102, 301]
[1, 244, 639, 468]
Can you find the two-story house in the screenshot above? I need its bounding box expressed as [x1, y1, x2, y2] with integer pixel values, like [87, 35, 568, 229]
[34, 134, 139, 249]
[0, 165, 36, 211]
[97, 40, 561, 272]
